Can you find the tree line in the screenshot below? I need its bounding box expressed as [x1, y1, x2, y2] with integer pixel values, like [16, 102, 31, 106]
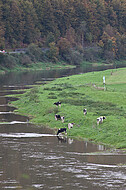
[0, 0, 126, 64]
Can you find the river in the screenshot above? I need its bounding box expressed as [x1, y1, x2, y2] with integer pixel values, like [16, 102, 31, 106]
[0, 66, 126, 190]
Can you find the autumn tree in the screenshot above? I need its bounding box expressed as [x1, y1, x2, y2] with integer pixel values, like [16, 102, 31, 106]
[116, 33, 126, 59]
[57, 37, 71, 60]
[65, 26, 76, 47]
[99, 24, 118, 59]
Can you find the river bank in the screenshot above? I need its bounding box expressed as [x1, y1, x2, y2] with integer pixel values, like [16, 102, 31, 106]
[0, 59, 126, 74]
[11, 67, 126, 149]
[0, 61, 76, 74]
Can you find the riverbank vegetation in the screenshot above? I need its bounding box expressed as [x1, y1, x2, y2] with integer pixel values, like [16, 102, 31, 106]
[0, 44, 76, 72]
[0, 43, 126, 73]
[11, 68, 126, 149]
[0, 0, 126, 71]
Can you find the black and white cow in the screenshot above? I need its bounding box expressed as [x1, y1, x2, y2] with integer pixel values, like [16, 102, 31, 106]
[54, 101, 61, 107]
[57, 128, 67, 136]
[55, 114, 64, 122]
[83, 109, 87, 115]
[97, 116, 106, 125]
[68, 122, 75, 129]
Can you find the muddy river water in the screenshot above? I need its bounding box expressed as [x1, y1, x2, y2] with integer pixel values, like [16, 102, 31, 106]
[0, 67, 126, 190]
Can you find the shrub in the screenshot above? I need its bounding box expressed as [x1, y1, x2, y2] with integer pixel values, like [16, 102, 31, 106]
[25, 87, 39, 102]
[69, 50, 83, 65]
[0, 54, 17, 69]
[83, 46, 102, 62]
[26, 43, 45, 62]
[19, 54, 32, 67]
[46, 42, 59, 62]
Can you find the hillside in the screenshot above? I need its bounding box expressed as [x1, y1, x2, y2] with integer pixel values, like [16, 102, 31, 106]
[0, 0, 125, 63]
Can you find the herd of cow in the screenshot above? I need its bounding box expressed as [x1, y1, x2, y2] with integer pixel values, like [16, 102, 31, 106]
[54, 101, 106, 136]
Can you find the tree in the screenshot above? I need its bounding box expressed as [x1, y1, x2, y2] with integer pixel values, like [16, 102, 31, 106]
[47, 42, 59, 62]
[8, 0, 24, 46]
[34, 0, 59, 37]
[57, 37, 71, 59]
[78, 21, 87, 47]
[116, 33, 126, 59]
[19, 0, 41, 44]
[46, 32, 55, 47]
[65, 26, 76, 47]
[100, 29, 117, 60]
[0, 1, 5, 48]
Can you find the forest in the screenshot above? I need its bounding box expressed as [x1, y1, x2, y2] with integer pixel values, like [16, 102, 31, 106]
[0, 0, 126, 67]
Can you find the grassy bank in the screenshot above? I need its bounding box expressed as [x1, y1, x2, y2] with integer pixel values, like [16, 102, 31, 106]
[0, 61, 75, 73]
[0, 58, 126, 74]
[11, 67, 126, 149]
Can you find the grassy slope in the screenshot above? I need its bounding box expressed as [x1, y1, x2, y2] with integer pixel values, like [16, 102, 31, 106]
[0, 61, 75, 73]
[12, 68, 126, 148]
[1, 59, 126, 73]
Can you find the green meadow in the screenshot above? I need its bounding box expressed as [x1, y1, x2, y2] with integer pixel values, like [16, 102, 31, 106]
[12, 68, 126, 149]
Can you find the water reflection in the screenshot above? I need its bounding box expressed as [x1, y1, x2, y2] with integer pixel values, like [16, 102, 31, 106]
[0, 113, 29, 123]
[0, 105, 15, 112]
[57, 135, 67, 143]
[1, 131, 126, 190]
[0, 96, 18, 105]
[0, 64, 115, 87]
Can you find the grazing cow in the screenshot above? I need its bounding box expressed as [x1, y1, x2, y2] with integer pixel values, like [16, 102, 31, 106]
[68, 123, 75, 129]
[61, 116, 65, 123]
[97, 116, 106, 125]
[57, 128, 67, 136]
[55, 114, 64, 122]
[83, 109, 87, 115]
[55, 114, 61, 120]
[54, 101, 61, 107]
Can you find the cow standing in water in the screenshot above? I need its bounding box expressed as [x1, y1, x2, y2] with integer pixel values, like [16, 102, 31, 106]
[57, 128, 67, 136]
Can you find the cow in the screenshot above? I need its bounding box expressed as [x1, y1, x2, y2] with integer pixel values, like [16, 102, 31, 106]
[54, 101, 61, 107]
[97, 116, 106, 125]
[57, 128, 67, 136]
[68, 123, 75, 129]
[83, 108, 87, 115]
[55, 114, 64, 122]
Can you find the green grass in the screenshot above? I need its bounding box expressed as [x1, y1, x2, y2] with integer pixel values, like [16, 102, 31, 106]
[11, 68, 126, 149]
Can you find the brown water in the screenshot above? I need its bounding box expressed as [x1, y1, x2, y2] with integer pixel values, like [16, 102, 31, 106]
[0, 67, 126, 190]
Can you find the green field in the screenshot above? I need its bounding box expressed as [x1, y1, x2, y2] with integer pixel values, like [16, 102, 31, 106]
[12, 68, 126, 149]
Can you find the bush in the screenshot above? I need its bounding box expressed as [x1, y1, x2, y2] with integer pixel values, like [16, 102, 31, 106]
[19, 54, 32, 67]
[25, 87, 39, 102]
[69, 50, 83, 65]
[0, 53, 17, 69]
[26, 43, 46, 62]
[83, 46, 102, 62]
[46, 42, 59, 62]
